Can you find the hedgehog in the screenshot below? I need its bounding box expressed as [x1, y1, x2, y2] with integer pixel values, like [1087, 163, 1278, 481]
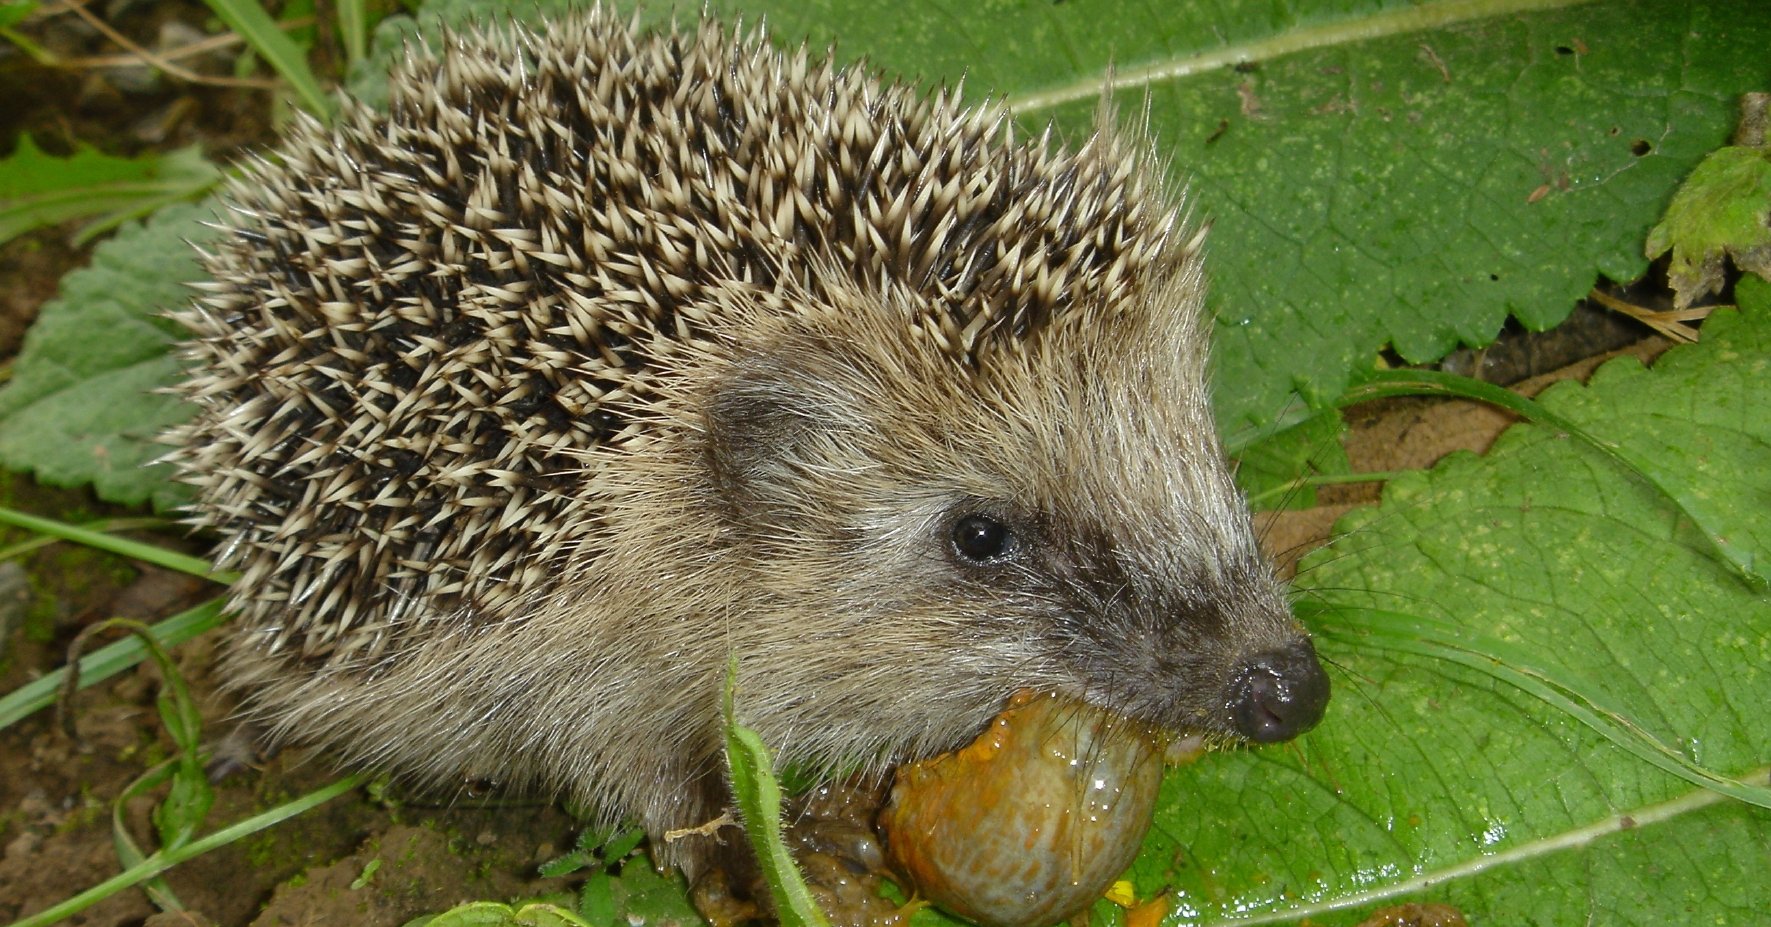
[167, 4, 1329, 884]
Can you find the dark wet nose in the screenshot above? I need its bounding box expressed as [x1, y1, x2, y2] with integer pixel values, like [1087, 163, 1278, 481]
[1227, 637, 1330, 743]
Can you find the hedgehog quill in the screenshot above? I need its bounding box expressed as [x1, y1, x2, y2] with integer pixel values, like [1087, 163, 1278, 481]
[167, 4, 1329, 914]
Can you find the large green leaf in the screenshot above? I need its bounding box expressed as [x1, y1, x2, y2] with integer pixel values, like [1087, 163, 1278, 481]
[1115, 282, 1770, 924]
[0, 202, 214, 509]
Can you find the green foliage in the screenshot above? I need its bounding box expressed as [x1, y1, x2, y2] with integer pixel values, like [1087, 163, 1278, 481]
[79, 619, 216, 911]
[525, 825, 704, 927]
[0, 202, 216, 510]
[199, 0, 334, 116]
[1646, 144, 1771, 307]
[724, 657, 832, 927]
[535, 827, 646, 880]
[0, 0, 37, 29]
[1343, 365, 1766, 588]
[570, 852, 701, 927]
[404, 901, 595, 927]
[1125, 286, 1771, 925]
[0, 136, 220, 247]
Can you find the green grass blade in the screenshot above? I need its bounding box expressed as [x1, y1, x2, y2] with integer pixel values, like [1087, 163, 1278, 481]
[0, 516, 167, 561]
[200, 0, 333, 117]
[336, 0, 367, 66]
[110, 758, 185, 912]
[0, 598, 227, 731]
[0, 506, 226, 581]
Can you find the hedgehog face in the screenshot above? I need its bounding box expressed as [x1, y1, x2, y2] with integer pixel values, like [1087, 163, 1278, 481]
[698, 279, 1327, 762]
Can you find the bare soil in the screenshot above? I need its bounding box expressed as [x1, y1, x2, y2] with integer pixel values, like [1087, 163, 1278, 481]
[0, 3, 1679, 925]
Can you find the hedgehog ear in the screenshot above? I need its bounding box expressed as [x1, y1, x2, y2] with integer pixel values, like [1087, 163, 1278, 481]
[703, 351, 838, 508]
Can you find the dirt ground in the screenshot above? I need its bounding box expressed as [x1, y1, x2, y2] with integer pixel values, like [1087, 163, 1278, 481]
[0, 2, 1680, 925]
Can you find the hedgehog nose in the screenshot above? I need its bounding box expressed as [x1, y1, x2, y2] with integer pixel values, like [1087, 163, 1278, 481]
[1226, 637, 1330, 743]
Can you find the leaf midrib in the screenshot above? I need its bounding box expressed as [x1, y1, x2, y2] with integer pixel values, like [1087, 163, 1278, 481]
[1003, 0, 1598, 116]
[1230, 768, 1758, 925]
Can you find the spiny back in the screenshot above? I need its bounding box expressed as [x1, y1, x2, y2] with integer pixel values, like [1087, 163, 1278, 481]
[170, 8, 1176, 667]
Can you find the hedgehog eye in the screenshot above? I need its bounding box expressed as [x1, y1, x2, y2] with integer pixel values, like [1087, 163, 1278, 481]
[952, 514, 1013, 563]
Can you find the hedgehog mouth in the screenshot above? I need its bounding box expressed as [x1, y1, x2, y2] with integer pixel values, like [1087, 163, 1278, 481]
[1055, 681, 1261, 759]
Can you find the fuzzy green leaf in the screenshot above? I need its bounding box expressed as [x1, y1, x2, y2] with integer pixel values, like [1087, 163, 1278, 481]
[0, 202, 215, 510]
[1645, 144, 1771, 307]
[581, 859, 702, 927]
[0, 135, 220, 247]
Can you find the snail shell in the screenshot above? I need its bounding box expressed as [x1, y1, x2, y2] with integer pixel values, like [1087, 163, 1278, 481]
[878, 691, 1165, 927]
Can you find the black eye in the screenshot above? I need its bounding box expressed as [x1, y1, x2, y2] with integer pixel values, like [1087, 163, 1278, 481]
[952, 514, 1012, 563]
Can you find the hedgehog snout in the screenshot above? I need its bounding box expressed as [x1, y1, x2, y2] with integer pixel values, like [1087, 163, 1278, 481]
[1224, 636, 1330, 743]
